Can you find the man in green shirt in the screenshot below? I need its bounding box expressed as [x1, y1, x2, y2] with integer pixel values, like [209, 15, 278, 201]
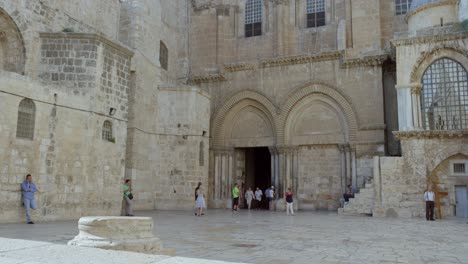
[232, 183, 239, 212]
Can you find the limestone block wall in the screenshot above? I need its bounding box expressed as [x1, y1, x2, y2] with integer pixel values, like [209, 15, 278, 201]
[0, 0, 122, 78]
[297, 146, 342, 210]
[377, 134, 468, 218]
[189, 0, 350, 76]
[37, 33, 132, 120]
[119, 0, 185, 83]
[126, 87, 210, 211]
[0, 72, 127, 223]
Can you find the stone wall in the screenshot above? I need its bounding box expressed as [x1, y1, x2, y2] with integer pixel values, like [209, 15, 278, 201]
[375, 133, 468, 218]
[297, 145, 341, 210]
[126, 87, 210, 211]
[0, 71, 127, 223]
[0, 0, 122, 78]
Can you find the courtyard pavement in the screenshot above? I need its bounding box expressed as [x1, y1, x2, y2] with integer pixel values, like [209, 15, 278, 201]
[0, 210, 467, 264]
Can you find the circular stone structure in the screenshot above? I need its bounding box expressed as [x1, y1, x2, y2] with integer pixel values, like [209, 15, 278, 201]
[68, 216, 173, 255]
[407, 0, 459, 32]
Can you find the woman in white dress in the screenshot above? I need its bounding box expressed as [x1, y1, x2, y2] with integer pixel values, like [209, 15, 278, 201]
[195, 188, 206, 216]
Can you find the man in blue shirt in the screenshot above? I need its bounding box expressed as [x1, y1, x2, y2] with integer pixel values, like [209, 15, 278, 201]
[21, 174, 37, 224]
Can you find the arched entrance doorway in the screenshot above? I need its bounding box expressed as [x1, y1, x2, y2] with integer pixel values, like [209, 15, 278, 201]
[211, 93, 277, 208]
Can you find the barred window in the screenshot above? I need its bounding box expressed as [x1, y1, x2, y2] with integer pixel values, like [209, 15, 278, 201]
[245, 0, 262, 37]
[395, 0, 412, 15]
[421, 58, 468, 130]
[16, 99, 35, 140]
[102, 120, 113, 142]
[159, 41, 168, 71]
[307, 0, 325, 28]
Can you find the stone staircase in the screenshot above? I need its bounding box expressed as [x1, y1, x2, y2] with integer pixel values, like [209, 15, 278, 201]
[338, 180, 375, 216]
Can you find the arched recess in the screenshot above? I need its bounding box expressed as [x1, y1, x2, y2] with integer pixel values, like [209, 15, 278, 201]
[427, 152, 468, 217]
[278, 83, 358, 145]
[410, 46, 468, 83]
[0, 7, 26, 74]
[212, 91, 277, 147]
[284, 94, 348, 145]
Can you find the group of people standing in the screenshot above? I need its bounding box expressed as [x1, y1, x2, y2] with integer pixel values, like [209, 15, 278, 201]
[17, 174, 438, 223]
[235, 184, 295, 215]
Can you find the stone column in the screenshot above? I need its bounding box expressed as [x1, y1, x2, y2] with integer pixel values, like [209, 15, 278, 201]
[351, 145, 357, 189]
[212, 147, 234, 207]
[345, 145, 351, 186]
[396, 83, 423, 131]
[396, 84, 414, 131]
[339, 144, 347, 193]
[292, 147, 299, 210]
[269, 146, 277, 189]
[411, 83, 423, 130]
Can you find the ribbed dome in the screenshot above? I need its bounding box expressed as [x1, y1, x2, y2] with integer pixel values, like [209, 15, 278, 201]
[410, 0, 445, 11]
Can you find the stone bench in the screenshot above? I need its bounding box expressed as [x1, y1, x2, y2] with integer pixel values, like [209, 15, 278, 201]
[68, 216, 174, 255]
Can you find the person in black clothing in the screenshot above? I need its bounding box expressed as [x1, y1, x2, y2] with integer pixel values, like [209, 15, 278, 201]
[194, 182, 204, 215]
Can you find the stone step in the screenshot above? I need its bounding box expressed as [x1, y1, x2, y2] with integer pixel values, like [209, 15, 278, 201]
[338, 179, 375, 216]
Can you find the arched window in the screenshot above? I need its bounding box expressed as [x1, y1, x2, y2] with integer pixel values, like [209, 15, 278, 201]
[245, 0, 262, 37]
[159, 41, 168, 71]
[421, 58, 468, 130]
[16, 99, 35, 140]
[199, 141, 205, 166]
[102, 120, 114, 142]
[395, 0, 412, 15]
[307, 0, 325, 28]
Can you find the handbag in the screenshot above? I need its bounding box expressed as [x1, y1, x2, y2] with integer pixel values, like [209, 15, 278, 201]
[128, 193, 134, 200]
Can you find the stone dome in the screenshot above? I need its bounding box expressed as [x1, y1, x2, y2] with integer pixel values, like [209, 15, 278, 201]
[409, 0, 446, 12]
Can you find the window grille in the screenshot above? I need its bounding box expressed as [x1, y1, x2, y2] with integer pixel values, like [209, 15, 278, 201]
[395, 0, 412, 15]
[159, 41, 168, 71]
[453, 163, 466, 174]
[245, 0, 262, 37]
[307, 0, 325, 28]
[421, 58, 468, 130]
[16, 99, 35, 140]
[102, 120, 113, 142]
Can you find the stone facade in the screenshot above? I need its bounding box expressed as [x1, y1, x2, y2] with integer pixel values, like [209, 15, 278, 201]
[0, 0, 467, 223]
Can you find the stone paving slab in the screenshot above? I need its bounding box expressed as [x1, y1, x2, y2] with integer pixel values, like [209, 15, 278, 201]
[0, 238, 245, 264]
[1, 210, 467, 264]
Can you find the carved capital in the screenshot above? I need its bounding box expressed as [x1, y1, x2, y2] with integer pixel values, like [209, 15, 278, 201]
[410, 83, 423, 95]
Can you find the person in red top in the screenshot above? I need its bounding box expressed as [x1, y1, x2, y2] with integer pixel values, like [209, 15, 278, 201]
[285, 188, 294, 215]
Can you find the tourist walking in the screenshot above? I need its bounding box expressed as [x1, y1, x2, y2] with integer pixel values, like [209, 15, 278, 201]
[424, 185, 435, 221]
[21, 174, 37, 224]
[254, 187, 263, 210]
[123, 179, 134, 216]
[195, 187, 206, 216]
[232, 183, 239, 211]
[194, 182, 203, 216]
[245, 187, 254, 210]
[285, 188, 294, 215]
[265, 186, 275, 210]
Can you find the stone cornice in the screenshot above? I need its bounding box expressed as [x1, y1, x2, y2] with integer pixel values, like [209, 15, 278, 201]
[39, 32, 134, 57]
[395, 83, 422, 90]
[223, 63, 256, 72]
[158, 85, 211, 99]
[359, 124, 386, 131]
[394, 130, 468, 139]
[190, 74, 226, 84]
[392, 31, 468, 47]
[260, 51, 342, 68]
[406, 0, 458, 20]
[340, 54, 389, 68]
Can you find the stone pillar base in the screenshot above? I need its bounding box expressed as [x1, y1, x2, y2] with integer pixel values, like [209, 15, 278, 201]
[68, 216, 174, 255]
